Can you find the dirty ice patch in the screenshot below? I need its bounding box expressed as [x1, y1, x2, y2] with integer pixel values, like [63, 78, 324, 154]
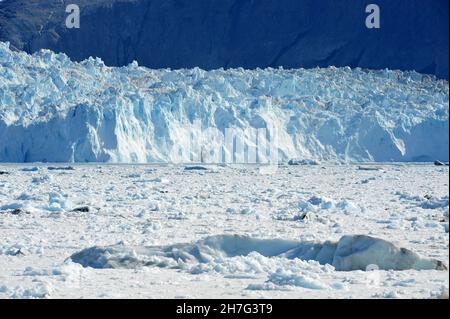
[0, 243, 44, 256]
[0, 201, 39, 214]
[31, 174, 53, 185]
[70, 235, 446, 273]
[20, 167, 40, 172]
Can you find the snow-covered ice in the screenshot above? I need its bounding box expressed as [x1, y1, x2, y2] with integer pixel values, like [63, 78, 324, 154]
[0, 163, 448, 298]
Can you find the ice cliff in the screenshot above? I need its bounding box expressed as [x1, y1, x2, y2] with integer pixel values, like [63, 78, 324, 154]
[0, 42, 448, 163]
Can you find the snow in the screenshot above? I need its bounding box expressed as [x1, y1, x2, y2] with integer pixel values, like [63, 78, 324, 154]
[1, 42, 448, 163]
[3, 283, 52, 299]
[265, 269, 333, 290]
[0, 163, 448, 298]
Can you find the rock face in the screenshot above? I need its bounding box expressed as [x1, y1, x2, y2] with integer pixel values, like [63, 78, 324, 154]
[0, 0, 448, 78]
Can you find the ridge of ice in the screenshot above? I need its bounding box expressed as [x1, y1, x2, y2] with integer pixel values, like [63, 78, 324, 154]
[70, 234, 446, 272]
[1, 42, 448, 163]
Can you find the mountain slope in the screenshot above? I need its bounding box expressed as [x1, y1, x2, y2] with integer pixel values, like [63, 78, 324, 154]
[0, 0, 448, 78]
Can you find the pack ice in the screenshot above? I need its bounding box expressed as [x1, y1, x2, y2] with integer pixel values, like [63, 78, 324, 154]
[0, 42, 448, 163]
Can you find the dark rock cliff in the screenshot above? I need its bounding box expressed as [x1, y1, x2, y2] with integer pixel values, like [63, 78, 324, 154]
[0, 0, 448, 78]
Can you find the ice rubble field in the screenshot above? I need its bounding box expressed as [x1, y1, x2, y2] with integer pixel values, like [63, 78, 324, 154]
[0, 41, 449, 163]
[0, 164, 448, 299]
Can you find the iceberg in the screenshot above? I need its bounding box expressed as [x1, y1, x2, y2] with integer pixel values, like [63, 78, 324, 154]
[70, 234, 447, 272]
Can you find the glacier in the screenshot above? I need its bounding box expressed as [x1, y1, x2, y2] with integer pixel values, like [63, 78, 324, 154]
[0, 41, 448, 163]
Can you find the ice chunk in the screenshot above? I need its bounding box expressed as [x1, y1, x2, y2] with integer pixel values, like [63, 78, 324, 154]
[331, 235, 445, 271]
[21, 167, 39, 172]
[70, 234, 446, 272]
[396, 192, 449, 210]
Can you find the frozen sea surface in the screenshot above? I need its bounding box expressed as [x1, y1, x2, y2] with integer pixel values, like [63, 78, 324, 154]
[0, 163, 448, 299]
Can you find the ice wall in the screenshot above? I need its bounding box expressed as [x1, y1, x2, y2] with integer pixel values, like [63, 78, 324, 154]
[0, 42, 448, 163]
